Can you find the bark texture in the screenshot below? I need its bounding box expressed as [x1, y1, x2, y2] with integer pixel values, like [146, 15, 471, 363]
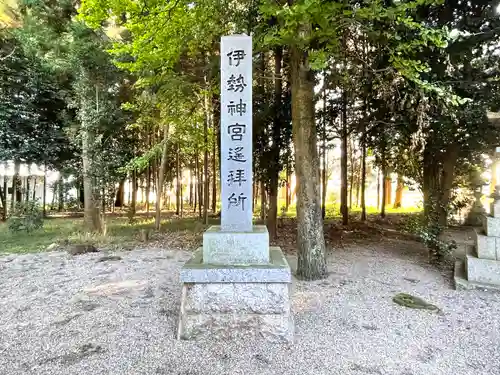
[267, 47, 283, 240]
[291, 41, 327, 280]
[82, 119, 102, 232]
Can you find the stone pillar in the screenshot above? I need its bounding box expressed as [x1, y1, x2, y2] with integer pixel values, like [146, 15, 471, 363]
[177, 35, 293, 342]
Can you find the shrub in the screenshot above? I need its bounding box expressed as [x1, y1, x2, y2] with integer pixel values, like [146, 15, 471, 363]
[7, 200, 44, 233]
[403, 213, 456, 262]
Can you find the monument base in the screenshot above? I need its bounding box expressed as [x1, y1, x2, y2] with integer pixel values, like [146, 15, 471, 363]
[177, 247, 293, 343]
[454, 246, 500, 291]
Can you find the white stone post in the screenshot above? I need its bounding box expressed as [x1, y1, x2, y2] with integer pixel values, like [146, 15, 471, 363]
[220, 35, 253, 232]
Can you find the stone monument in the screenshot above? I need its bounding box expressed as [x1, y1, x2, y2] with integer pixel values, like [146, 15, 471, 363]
[177, 35, 294, 342]
[455, 147, 500, 290]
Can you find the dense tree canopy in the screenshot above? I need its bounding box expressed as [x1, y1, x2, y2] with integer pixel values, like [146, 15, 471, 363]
[2, 0, 500, 277]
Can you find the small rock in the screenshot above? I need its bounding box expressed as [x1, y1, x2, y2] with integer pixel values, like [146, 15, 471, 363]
[253, 353, 270, 364]
[46, 243, 60, 251]
[81, 301, 99, 312]
[52, 313, 83, 326]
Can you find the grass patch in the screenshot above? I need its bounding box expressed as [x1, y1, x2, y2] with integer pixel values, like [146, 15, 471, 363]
[0, 212, 222, 254]
[275, 203, 422, 218]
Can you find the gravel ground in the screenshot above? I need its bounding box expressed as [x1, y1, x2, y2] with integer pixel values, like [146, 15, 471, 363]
[1, 238, 500, 375]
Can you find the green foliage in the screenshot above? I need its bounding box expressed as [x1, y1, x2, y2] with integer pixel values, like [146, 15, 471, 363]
[0, 34, 76, 168]
[403, 213, 456, 261]
[7, 200, 44, 233]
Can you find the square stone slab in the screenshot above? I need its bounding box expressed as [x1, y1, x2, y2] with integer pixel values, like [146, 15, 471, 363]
[482, 215, 500, 237]
[180, 247, 291, 283]
[475, 229, 498, 260]
[466, 251, 500, 286]
[203, 225, 269, 265]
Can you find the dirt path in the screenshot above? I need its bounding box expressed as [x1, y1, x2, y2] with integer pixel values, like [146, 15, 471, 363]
[1, 238, 499, 375]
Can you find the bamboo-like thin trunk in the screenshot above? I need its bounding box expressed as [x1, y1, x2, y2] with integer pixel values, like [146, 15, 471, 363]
[361, 133, 367, 221]
[260, 181, 266, 221]
[212, 135, 217, 213]
[32, 177, 37, 202]
[176, 143, 181, 216]
[131, 169, 137, 216]
[146, 164, 151, 218]
[204, 96, 210, 224]
[155, 124, 170, 230]
[189, 169, 193, 207]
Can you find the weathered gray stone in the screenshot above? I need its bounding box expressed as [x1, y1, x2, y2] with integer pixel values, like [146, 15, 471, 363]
[475, 230, 497, 260]
[180, 247, 291, 283]
[220, 36, 253, 232]
[466, 252, 500, 285]
[491, 201, 500, 218]
[203, 225, 269, 265]
[182, 283, 290, 314]
[177, 311, 294, 343]
[454, 259, 500, 291]
[482, 215, 500, 237]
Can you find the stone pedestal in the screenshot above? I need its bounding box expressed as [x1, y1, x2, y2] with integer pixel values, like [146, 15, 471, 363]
[455, 215, 500, 290]
[177, 226, 294, 342]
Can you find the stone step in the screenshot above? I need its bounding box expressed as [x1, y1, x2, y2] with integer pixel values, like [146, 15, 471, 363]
[474, 228, 500, 260]
[466, 247, 500, 286]
[454, 259, 500, 291]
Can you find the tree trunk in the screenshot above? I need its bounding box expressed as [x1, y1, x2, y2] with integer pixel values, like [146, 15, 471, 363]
[57, 175, 64, 211]
[381, 165, 387, 219]
[131, 170, 137, 216]
[155, 124, 170, 230]
[260, 181, 266, 221]
[189, 169, 193, 207]
[203, 140, 210, 225]
[146, 166, 151, 217]
[180, 168, 184, 218]
[267, 47, 283, 240]
[194, 161, 198, 212]
[198, 153, 203, 218]
[321, 84, 327, 219]
[349, 153, 354, 210]
[384, 176, 392, 208]
[438, 144, 459, 227]
[11, 160, 20, 210]
[32, 177, 36, 201]
[361, 132, 367, 221]
[285, 166, 290, 210]
[82, 117, 102, 233]
[42, 165, 47, 218]
[291, 38, 327, 280]
[212, 131, 217, 213]
[393, 174, 404, 209]
[340, 88, 348, 225]
[0, 179, 6, 221]
[25, 176, 30, 202]
[114, 179, 125, 208]
[176, 144, 181, 216]
[254, 182, 258, 211]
